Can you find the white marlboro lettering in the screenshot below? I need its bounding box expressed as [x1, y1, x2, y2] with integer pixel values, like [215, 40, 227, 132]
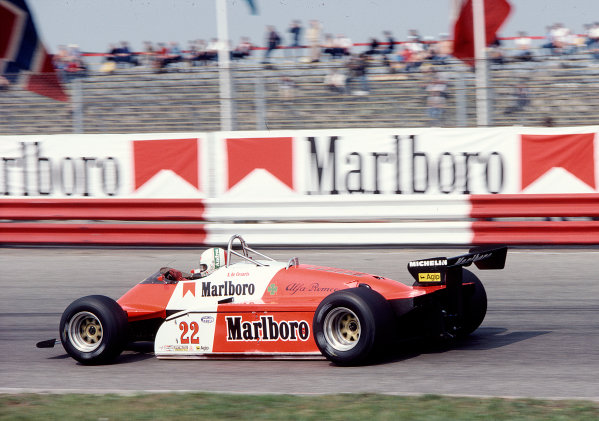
[408, 259, 447, 268]
[226, 316, 310, 342]
[201, 281, 255, 297]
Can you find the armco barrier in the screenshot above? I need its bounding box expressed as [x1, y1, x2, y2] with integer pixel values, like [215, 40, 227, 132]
[0, 199, 205, 221]
[1, 195, 599, 246]
[472, 220, 599, 244]
[470, 194, 599, 218]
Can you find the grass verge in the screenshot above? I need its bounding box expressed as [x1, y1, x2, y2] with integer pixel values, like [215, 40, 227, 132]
[1, 393, 598, 421]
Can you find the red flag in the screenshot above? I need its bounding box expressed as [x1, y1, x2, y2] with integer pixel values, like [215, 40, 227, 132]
[453, 0, 511, 62]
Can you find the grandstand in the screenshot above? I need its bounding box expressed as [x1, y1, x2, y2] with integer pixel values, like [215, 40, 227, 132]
[1, 52, 598, 135]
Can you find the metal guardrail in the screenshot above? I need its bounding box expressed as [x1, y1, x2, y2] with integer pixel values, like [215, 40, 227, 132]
[2, 195, 599, 245]
[1, 54, 599, 135]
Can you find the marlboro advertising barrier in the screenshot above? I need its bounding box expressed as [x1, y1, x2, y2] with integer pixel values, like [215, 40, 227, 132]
[1, 127, 598, 245]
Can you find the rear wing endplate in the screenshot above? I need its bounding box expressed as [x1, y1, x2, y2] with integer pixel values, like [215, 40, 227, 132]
[407, 245, 507, 285]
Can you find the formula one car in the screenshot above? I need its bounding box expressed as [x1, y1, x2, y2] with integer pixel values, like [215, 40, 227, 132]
[38, 235, 507, 366]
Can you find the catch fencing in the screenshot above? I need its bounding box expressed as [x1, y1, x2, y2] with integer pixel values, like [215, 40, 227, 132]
[1, 54, 599, 135]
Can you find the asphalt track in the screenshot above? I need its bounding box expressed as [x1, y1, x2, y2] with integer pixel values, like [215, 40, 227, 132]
[1, 246, 598, 400]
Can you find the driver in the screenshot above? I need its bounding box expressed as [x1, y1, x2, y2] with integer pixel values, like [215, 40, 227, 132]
[190, 247, 227, 278]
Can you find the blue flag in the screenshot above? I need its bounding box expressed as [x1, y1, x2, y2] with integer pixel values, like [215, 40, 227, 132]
[246, 0, 258, 15]
[0, 0, 68, 101]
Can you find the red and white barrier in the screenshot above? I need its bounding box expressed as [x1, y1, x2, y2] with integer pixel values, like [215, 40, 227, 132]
[1, 195, 599, 245]
[1, 127, 598, 245]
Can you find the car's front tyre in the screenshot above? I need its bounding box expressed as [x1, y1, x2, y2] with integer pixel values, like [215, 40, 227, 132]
[60, 295, 128, 365]
[313, 287, 395, 366]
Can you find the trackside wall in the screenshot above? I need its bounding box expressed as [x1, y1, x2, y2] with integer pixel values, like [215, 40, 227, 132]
[1, 127, 598, 245]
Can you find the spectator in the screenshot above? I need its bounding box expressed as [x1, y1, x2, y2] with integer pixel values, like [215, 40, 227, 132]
[382, 31, 395, 55]
[288, 20, 302, 59]
[154, 42, 184, 71]
[337, 34, 353, 56]
[403, 45, 424, 72]
[185, 40, 199, 64]
[488, 36, 505, 65]
[427, 90, 445, 125]
[142, 41, 155, 67]
[408, 29, 422, 43]
[406, 33, 424, 56]
[263, 25, 281, 64]
[53, 45, 69, 71]
[346, 53, 369, 95]
[205, 38, 220, 63]
[0, 75, 9, 91]
[425, 71, 447, 124]
[514, 31, 533, 61]
[231, 37, 252, 60]
[548, 23, 573, 54]
[542, 24, 558, 54]
[322, 33, 335, 58]
[589, 22, 599, 60]
[505, 82, 531, 115]
[364, 37, 380, 55]
[323, 34, 347, 59]
[109, 41, 139, 67]
[306, 20, 322, 62]
[168, 42, 183, 64]
[63, 44, 87, 79]
[427, 90, 445, 123]
[428, 33, 452, 65]
[324, 68, 347, 93]
[587, 22, 599, 49]
[279, 76, 296, 100]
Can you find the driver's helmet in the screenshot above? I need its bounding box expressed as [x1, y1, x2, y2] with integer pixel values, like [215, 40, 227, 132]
[199, 247, 227, 276]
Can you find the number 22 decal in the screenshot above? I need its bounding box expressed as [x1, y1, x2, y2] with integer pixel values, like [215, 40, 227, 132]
[179, 321, 200, 344]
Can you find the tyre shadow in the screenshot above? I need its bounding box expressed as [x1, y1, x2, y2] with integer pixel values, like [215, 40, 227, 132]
[46, 342, 156, 365]
[378, 327, 550, 365]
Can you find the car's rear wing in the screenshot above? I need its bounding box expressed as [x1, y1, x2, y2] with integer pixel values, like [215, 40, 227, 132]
[407, 245, 507, 286]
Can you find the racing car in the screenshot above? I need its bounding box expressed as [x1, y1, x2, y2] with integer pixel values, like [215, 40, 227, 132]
[38, 235, 507, 366]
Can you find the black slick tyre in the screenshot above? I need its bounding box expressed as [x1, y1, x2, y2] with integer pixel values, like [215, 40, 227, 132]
[313, 287, 395, 366]
[59, 295, 128, 365]
[457, 269, 487, 337]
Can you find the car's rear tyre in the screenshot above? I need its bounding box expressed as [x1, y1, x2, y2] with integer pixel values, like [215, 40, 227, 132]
[313, 287, 395, 366]
[456, 269, 487, 337]
[60, 295, 128, 365]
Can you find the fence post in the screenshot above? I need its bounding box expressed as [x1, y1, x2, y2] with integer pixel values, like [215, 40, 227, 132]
[455, 69, 467, 127]
[255, 75, 266, 130]
[72, 78, 84, 133]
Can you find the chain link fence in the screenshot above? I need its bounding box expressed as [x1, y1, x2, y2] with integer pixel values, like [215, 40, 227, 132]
[1, 54, 599, 135]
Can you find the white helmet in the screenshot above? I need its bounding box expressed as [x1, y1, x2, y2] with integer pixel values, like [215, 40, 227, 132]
[199, 247, 227, 276]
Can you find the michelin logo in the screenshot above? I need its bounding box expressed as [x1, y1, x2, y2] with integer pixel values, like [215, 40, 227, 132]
[408, 259, 447, 268]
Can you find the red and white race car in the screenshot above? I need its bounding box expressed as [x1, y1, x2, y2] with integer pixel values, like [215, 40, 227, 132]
[38, 235, 507, 366]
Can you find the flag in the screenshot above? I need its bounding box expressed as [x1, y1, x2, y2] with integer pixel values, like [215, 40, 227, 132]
[0, 0, 68, 101]
[452, 0, 511, 62]
[245, 0, 258, 15]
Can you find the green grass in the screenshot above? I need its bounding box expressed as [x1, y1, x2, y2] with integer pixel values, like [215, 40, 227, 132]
[1, 393, 597, 421]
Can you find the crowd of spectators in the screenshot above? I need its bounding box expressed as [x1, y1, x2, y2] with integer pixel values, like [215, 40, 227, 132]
[44, 18, 599, 78]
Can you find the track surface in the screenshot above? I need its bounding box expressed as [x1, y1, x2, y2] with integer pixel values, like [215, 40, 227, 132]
[1, 247, 598, 400]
